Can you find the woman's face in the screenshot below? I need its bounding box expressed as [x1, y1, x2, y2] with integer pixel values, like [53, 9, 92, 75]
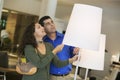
[34, 23, 46, 38]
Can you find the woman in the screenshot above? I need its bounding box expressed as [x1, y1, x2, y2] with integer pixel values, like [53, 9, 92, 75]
[18, 22, 78, 80]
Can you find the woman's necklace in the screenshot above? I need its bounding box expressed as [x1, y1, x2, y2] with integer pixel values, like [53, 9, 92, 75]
[37, 41, 43, 44]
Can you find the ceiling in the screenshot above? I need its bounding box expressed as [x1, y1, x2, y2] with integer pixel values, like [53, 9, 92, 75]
[56, 0, 120, 21]
[58, 0, 120, 4]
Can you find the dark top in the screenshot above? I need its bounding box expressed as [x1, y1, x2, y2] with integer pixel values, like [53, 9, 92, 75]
[22, 42, 69, 80]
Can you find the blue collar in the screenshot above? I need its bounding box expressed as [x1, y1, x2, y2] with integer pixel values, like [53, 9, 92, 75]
[43, 31, 63, 40]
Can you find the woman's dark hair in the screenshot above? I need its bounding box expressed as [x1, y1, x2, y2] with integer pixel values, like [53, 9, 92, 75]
[18, 22, 37, 56]
[39, 16, 51, 26]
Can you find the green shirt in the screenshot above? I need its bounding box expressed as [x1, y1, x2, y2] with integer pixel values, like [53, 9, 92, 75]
[22, 42, 69, 80]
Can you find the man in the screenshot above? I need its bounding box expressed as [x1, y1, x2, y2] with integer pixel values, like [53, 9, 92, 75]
[39, 16, 79, 80]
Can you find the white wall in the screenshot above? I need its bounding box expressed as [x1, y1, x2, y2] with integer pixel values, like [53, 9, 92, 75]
[102, 2, 120, 55]
[3, 0, 41, 15]
[54, 18, 67, 33]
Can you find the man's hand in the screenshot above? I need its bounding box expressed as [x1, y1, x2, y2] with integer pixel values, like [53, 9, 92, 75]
[73, 47, 80, 55]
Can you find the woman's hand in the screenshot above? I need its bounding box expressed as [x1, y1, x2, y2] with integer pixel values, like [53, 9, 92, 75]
[52, 44, 64, 55]
[69, 55, 78, 63]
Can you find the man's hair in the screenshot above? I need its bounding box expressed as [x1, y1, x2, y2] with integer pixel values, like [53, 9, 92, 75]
[39, 16, 51, 26]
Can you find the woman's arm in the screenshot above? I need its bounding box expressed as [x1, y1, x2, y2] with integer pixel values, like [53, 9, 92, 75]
[24, 45, 54, 69]
[52, 55, 78, 67]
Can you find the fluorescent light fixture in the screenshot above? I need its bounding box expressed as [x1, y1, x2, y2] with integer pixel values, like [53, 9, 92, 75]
[2, 9, 9, 12]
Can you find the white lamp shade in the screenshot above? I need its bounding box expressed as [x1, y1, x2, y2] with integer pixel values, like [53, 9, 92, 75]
[73, 34, 106, 70]
[63, 4, 102, 51]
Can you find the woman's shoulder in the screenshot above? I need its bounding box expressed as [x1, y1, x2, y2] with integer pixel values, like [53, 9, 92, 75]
[25, 45, 34, 49]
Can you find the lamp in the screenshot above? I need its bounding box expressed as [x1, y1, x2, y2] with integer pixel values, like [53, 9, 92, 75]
[62, 4, 105, 80]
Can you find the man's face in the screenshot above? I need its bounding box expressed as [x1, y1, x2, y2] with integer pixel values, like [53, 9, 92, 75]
[43, 18, 56, 34]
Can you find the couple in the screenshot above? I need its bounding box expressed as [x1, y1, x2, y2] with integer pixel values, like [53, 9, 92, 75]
[18, 16, 80, 80]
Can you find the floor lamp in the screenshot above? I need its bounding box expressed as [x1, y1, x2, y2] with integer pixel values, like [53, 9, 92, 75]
[63, 4, 103, 80]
